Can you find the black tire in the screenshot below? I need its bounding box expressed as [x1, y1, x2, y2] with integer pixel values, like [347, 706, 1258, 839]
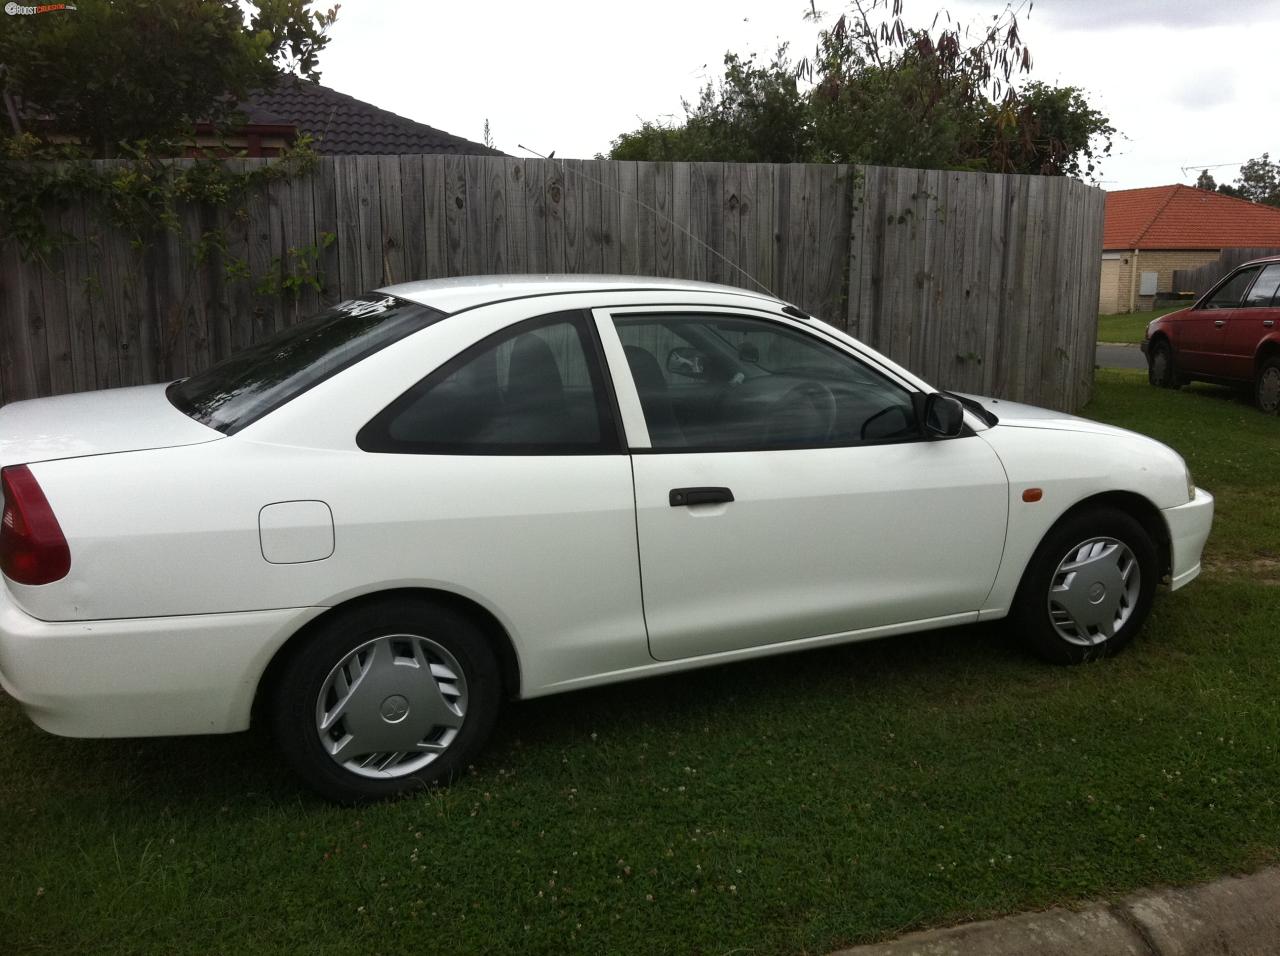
[1010, 507, 1158, 665]
[1256, 356, 1280, 415]
[270, 597, 502, 804]
[1147, 340, 1179, 389]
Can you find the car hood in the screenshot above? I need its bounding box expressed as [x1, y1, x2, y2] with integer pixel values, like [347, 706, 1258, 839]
[957, 393, 1139, 439]
[0, 383, 222, 468]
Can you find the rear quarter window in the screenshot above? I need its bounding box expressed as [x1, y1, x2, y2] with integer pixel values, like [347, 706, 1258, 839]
[168, 295, 445, 434]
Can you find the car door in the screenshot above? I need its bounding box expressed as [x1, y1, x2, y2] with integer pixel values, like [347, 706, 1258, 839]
[1184, 266, 1260, 378]
[354, 310, 646, 686]
[1225, 263, 1280, 381]
[594, 307, 1009, 662]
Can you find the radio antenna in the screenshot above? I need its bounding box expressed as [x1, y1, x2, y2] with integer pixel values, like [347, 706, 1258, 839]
[515, 144, 776, 298]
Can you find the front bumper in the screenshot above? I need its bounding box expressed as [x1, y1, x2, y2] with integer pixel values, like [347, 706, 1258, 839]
[1163, 487, 1214, 590]
[0, 587, 322, 738]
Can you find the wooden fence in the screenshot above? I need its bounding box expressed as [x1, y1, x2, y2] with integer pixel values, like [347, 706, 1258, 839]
[1172, 247, 1280, 298]
[0, 157, 1105, 411]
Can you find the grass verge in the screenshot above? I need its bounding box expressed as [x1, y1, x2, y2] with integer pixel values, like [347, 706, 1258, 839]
[1098, 306, 1187, 345]
[2, 370, 1278, 955]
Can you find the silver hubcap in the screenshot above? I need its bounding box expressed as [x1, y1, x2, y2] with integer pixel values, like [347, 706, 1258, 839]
[1047, 537, 1141, 646]
[315, 634, 468, 778]
[1259, 367, 1280, 412]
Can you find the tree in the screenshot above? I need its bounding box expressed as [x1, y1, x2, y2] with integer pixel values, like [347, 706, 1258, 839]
[606, 1, 1114, 180]
[983, 82, 1114, 178]
[1229, 153, 1280, 207]
[609, 48, 811, 164]
[1195, 169, 1217, 191]
[0, 0, 339, 157]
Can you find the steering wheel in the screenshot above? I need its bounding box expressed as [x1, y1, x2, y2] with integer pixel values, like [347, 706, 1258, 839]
[764, 382, 837, 445]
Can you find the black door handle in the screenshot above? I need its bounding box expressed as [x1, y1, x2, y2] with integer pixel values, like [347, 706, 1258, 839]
[669, 487, 735, 507]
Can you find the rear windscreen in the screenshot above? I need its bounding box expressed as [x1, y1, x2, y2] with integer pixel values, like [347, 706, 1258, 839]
[167, 294, 445, 434]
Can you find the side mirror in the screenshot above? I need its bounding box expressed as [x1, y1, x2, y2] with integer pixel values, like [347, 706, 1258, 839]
[921, 393, 965, 439]
[667, 347, 707, 378]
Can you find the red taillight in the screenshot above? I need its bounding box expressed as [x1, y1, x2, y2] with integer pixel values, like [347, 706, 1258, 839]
[0, 465, 70, 585]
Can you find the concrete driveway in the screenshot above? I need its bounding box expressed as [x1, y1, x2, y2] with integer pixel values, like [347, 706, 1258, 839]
[1097, 343, 1146, 370]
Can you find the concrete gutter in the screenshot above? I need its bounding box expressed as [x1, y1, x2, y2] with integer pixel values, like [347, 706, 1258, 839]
[833, 866, 1280, 956]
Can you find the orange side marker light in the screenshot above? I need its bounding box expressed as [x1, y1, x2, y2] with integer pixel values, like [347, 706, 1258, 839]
[1022, 488, 1043, 503]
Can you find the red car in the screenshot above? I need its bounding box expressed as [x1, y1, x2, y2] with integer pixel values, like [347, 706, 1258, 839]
[1143, 255, 1280, 413]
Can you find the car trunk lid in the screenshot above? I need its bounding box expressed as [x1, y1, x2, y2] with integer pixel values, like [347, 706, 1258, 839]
[0, 384, 222, 469]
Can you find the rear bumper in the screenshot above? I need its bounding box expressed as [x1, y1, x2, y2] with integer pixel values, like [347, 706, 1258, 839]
[0, 589, 322, 738]
[1163, 487, 1214, 590]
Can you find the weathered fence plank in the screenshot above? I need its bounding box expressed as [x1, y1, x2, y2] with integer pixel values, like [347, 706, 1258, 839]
[0, 156, 1104, 412]
[1171, 247, 1280, 297]
[520, 158, 547, 275]
[613, 161, 637, 276]
[61, 204, 98, 392]
[463, 155, 490, 276]
[311, 153, 342, 301]
[504, 158, 529, 276]
[398, 154, 429, 282]
[377, 155, 406, 288]
[751, 162, 777, 298]
[650, 161, 672, 277]
[645, 161, 667, 277]
[40, 209, 75, 397]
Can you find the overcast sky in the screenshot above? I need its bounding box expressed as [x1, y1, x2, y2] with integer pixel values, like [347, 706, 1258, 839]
[320, 0, 1279, 191]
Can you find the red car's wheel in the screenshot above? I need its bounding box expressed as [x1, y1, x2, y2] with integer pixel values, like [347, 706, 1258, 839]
[1147, 340, 1179, 389]
[1257, 356, 1280, 415]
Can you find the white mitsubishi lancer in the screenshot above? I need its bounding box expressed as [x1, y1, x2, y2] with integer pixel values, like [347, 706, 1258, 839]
[0, 276, 1213, 802]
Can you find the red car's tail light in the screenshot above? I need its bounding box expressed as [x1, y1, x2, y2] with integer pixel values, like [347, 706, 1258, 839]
[0, 465, 71, 585]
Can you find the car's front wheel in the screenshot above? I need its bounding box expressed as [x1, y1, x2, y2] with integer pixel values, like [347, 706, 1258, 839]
[1011, 508, 1158, 664]
[1256, 356, 1280, 415]
[271, 597, 502, 803]
[1147, 340, 1179, 389]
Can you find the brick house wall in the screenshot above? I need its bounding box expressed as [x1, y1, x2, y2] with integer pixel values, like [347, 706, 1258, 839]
[1100, 249, 1219, 313]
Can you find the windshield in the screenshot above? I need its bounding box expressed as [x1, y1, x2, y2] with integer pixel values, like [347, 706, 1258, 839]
[168, 294, 445, 434]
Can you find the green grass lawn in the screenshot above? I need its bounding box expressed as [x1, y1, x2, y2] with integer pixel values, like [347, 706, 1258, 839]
[3, 371, 1280, 955]
[1097, 305, 1187, 344]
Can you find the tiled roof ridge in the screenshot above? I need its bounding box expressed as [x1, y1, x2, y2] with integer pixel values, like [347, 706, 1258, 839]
[279, 78, 488, 151]
[251, 77, 501, 156]
[1129, 184, 1183, 248]
[1187, 183, 1280, 216]
[1104, 185, 1280, 250]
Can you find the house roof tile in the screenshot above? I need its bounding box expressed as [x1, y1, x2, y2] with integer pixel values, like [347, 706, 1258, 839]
[1104, 184, 1280, 250]
[241, 79, 502, 157]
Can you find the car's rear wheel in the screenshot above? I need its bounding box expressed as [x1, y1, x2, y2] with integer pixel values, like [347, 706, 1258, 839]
[271, 597, 502, 803]
[1256, 356, 1280, 415]
[1011, 508, 1158, 664]
[1147, 340, 1179, 389]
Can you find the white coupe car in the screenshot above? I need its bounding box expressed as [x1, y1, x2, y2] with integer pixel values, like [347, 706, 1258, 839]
[0, 276, 1213, 802]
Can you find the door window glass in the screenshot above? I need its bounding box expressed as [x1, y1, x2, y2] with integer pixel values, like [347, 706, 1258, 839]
[359, 313, 618, 454]
[1243, 264, 1280, 308]
[614, 314, 919, 450]
[1203, 267, 1260, 309]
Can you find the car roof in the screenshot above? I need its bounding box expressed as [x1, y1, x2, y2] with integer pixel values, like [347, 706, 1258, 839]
[378, 274, 783, 315]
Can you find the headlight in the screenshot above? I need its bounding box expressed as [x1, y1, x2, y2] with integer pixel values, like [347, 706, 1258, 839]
[1185, 464, 1196, 502]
